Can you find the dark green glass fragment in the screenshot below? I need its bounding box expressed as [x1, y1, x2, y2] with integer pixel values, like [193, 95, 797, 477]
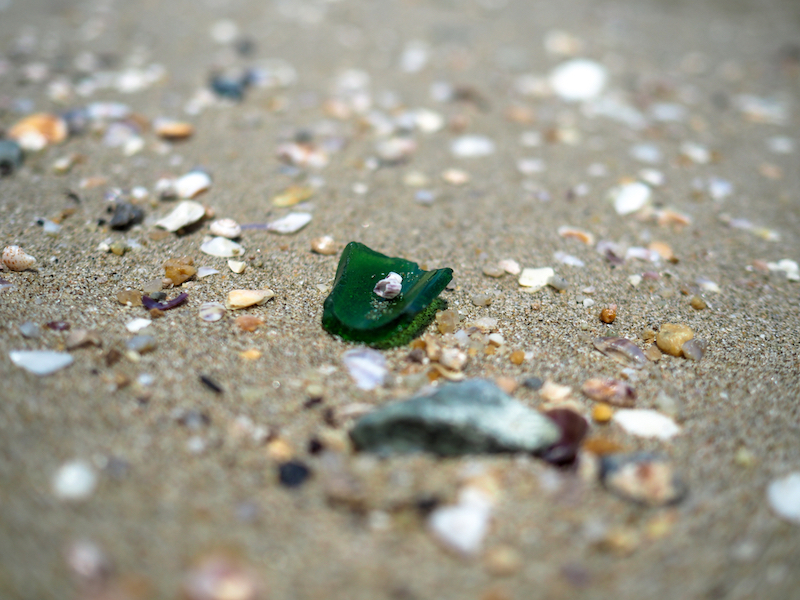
[322, 242, 453, 348]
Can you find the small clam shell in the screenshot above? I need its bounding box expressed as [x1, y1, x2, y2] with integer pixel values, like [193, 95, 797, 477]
[198, 302, 226, 322]
[593, 337, 648, 369]
[2, 245, 37, 271]
[209, 218, 241, 239]
[175, 170, 211, 199]
[225, 289, 274, 310]
[581, 378, 636, 407]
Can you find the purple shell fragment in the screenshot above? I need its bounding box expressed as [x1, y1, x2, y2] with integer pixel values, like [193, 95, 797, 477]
[593, 337, 648, 369]
[142, 292, 188, 311]
[541, 409, 589, 466]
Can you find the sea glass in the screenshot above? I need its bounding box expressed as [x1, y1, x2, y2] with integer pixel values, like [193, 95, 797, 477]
[322, 242, 453, 347]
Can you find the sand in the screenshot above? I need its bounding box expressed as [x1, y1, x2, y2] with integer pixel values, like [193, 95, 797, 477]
[1, 0, 799, 598]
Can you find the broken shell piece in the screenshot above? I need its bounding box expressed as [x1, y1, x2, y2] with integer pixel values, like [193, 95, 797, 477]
[558, 226, 595, 245]
[225, 289, 274, 310]
[8, 113, 68, 151]
[65, 329, 102, 349]
[175, 170, 211, 199]
[311, 235, 337, 255]
[2, 245, 37, 271]
[153, 118, 194, 140]
[612, 409, 681, 440]
[593, 337, 648, 369]
[272, 185, 314, 208]
[439, 347, 468, 371]
[228, 260, 246, 274]
[373, 272, 403, 299]
[266, 212, 312, 234]
[155, 200, 205, 232]
[611, 181, 651, 215]
[582, 378, 636, 407]
[199, 302, 226, 322]
[209, 218, 241, 239]
[518, 267, 554, 291]
[499, 259, 521, 275]
[201, 237, 245, 258]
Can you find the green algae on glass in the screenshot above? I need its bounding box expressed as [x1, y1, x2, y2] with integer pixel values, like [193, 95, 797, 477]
[322, 242, 453, 348]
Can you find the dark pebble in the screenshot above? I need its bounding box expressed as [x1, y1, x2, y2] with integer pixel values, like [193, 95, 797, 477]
[109, 201, 145, 230]
[148, 291, 166, 302]
[199, 374, 224, 394]
[278, 461, 311, 488]
[522, 377, 544, 390]
[45, 320, 71, 331]
[0, 140, 24, 177]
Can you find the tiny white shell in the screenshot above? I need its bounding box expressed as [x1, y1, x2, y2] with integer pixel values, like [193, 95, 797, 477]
[373, 272, 403, 299]
[155, 200, 205, 232]
[209, 218, 242, 239]
[266, 212, 312, 235]
[201, 236, 245, 258]
[199, 302, 226, 322]
[2, 245, 37, 271]
[175, 170, 212, 199]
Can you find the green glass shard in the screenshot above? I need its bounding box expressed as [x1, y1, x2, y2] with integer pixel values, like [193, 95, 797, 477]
[322, 242, 453, 348]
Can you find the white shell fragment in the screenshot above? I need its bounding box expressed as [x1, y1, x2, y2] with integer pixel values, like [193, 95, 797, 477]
[196, 266, 220, 278]
[52, 460, 97, 501]
[549, 59, 608, 102]
[2, 245, 37, 271]
[199, 302, 226, 322]
[427, 486, 495, 556]
[518, 267, 555, 291]
[767, 472, 800, 524]
[266, 212, 312, 234]
[342, 348, 387, 391]
[611, 181, 652, 215]
[155, 200, 206, 232]
[373, 272, 403, 299]
[201, 236, 245, 258]
[499, 259, 521, 275]
[228, 260, 246, 274]
[767, 259, 800, 281]
[613, 409, 681, 440]
[209, 218, 242, 239]
[125, 318, 152, 333]
[9, 350, 73, 375]
[451, 135, 495, 158]
[225, 289, 274, 310]
[175, 170, 212, 199]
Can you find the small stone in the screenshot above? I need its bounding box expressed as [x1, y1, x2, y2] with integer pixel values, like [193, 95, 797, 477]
[495, 376, 517, 395]
[498, 259, 521, 275]
[482, 264, 504, 278]
[519, 267, 554, 291]
[209, 218, 241, 239]
[52, 460, 96, 501]
[8, 113, 68, 150]
[522, 377, 544, 390]
[228, 260, 246, 274]
[542, 408, 589, 466]
[19, 322, 42, 338]
[163, 256, 197, 285]
[601, 453, 686, 506]
[509, 350, 525, 365]
[767, 473, 800, 524]
[183, 552, 262, 600]
[66, 329, 101, 349]
[126, 335, 157, 354]
[484, 545, 522, 576]
[116, 290, 142, 306]
[689, 295, 707, 310]
[656, 323, 694, 357]
[350, 379, 560, 455]
[201, 237, 245, 258]
[175, 170, 212, 199]
[153, 118, 194, 140]
[109, 201, 144, 230]
[436, 309, 459, 334]
[440, 347, 468, 371]
[451, 135, 495, 158]
[2, 245, 37, 271]
[734, 447, 757, 468]
[471, 293, 492, 307]
[428, 486, 495, 556]
[266, 212, 312, 234]
[0, 140, 24, 176]
[278, 461, 312, 488]
[9, 350, 73, 375]
[612, 409, 681, 440]
[155, 200, 206, 232]
[644, 345, 662, 362]
[225, 289, 274, 310]
[593, 337, 648, 369]
[549, 59, 607, 101]
[109, 241, 127, 256]
[581, 378, 636, 407]
[235, 315, 263, 332]
[125, 318, 151, 333]
[681, 338, 707, 361]
[472, 317, 498, 333]
[311, 235, 337, 255]
[611, 181, 651, 215]
[649, 241, 674, 261]
[342, 348, 387, 391]
[599, 305, 617, 324]
[592, 404, 613, 423]
[539, 380, 572, 403]
[442, 168, 470, 185]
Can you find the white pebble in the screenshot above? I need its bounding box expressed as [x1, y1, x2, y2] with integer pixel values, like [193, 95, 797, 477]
[342, 348, 387, 391]
[266, 212, 312, 234]
[9, 350, 73, 376]
[518, 267, 555, 291]
[767, 259, 800, 281]
[427, 487, 494, 556]
[767, 472, 800, 524]
[125, 318, 152, 333]
[680, 142, 711, 165]
[209, 218, 241, 239]
[53, 460, 97, 501]
[373, 272, 403, 299]
[553, 252, 584, 267]
[611, 181, 651, 215]
[2, 245, 37, 271]
[630, 143, 662, 164]
[451, 135, 495, 158]
[201, 236, 245, 258]
[549, 59, 608, 102]
[155, 200, 205, 232]
[613, 409, 681, 440]
[498, 259, 521, 275]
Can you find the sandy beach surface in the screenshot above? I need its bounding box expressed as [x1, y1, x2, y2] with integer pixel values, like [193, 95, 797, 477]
[1, 0, 799, 598]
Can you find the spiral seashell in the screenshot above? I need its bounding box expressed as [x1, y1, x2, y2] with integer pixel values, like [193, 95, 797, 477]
[2, 245, 37, 271]
[373, 272, 402, 299]
[209, 218, 242, 239]
[198, 302, 226, 322]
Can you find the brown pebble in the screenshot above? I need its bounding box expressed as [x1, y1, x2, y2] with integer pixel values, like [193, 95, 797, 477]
[592, 403, 613, 423]
[148, 230, 171, 242]
[149, 308, 165, 319]
[484, 545, 523, 577]
[235, 315, 264, 332]
[495, 376, 518, 395]
[310, 235, 338, 255]
[583, 437, 624, 455]
[116, 290, 142, 306]
[509, 349, 525, 365]
[163, 256, 196, 286]
[689, 295, 707, 310]
[644, 345, 662, 362]
[599, 304, 617, 324]
[656, 323, 694, 357]
[641, 329, 656, 343]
